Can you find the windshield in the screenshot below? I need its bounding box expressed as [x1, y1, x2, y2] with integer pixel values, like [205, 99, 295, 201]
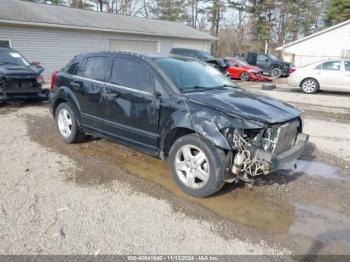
[228, 59, 249, 67]
[154, 57, 236, 93]
[0, 50, 30, 66]
[197, 50, 215, 60]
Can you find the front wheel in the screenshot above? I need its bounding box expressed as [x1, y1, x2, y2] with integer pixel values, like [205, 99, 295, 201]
[168, 134, 227, 197]
[240, 72, 250, 81]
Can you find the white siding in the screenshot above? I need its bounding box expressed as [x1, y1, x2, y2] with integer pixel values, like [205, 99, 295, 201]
[282, 22, 350, 66]
[0, 24, 212, 77]
[109, 39, 158, 52]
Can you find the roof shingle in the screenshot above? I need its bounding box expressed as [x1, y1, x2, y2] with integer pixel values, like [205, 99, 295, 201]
[0, 0, 216, 40]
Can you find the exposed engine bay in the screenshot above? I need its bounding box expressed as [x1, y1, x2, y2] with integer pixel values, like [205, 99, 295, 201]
[223, 119, 304, 182]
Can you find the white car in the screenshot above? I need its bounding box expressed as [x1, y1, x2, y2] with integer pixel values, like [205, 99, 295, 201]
[288, 59, 350, 94]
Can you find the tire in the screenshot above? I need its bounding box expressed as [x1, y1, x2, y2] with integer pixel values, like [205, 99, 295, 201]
[301, 78, 319, 94]
[55, 102, 86, 144]
[168, 134, 226, 197]
[271, 68, 282, 79]
[240, 72, 250, 81]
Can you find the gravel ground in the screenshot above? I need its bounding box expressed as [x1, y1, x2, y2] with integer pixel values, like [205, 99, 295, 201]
[1, 81, 350, 256]
[0, 106, 286, 255]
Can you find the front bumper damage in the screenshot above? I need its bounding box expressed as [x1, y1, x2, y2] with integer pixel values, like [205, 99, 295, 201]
[224, 119, 309, 181]
[255, 133, 309, 173]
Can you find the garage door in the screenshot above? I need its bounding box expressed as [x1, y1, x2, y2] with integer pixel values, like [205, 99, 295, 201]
[172, 42, 210, 52]
[109, 39, 158, 53]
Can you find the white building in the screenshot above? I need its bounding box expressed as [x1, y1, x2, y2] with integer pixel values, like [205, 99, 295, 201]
[277, 20, 350, 67]
[0, 0, 215, 77]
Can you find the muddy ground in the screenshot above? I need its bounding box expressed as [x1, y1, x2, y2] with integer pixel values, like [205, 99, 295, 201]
[1, 81, 350, 257]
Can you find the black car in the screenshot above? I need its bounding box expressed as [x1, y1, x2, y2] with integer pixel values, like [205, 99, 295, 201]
[170, 48, 229, 74]
[246, 52, 291, 78]
[50, 51, 308, 197]
[0, 47, 47, 102]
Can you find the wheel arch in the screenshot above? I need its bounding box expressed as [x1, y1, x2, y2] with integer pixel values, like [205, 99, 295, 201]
[299, 77, 320, 88]
[52, 86, 82, 124]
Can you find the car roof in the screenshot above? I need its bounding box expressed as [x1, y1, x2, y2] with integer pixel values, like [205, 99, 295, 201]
[0, 47, 14, 51]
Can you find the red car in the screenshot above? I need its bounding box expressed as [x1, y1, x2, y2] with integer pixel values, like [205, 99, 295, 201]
[224, 57, 272, 81]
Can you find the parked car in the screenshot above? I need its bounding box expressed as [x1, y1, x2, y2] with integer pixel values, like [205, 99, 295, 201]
[246, 52, 291, 78]
[170, 48, 229, 74]
[224, 57, 272, 81]
[288, 60, 350, 94]
[50, 51, 308, 197]
[0, 47, 47, 102]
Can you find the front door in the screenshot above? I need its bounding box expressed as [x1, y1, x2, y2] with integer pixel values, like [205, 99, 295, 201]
[256, 54, 270, 73]
[102, 55, 160, 154]
[319, 60, 343, 89]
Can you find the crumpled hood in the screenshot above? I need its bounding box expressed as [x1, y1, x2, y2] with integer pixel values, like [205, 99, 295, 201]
[0, 64, 42, 78]
[186, 88, 301, 124]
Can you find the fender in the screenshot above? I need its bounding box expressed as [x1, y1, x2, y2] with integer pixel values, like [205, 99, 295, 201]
[159, 99, 265, 155]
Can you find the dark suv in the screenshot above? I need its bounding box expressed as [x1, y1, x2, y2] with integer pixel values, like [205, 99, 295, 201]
[170, 48, 229, 74]
[0, 47, 46, 102]
[50, 51, 308, 197]
[247, 52, 291, 78]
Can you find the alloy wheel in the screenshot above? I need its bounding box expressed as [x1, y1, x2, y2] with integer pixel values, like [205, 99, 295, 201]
[57, 108, 73, 138]
[174, 145, 210, 189]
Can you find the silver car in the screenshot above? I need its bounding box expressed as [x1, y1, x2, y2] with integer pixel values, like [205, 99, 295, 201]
[288, 59, 350, 94]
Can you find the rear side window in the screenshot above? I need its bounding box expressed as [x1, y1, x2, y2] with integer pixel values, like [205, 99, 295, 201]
[111, 57, 155, 93]
[321, 61, 341, 71]
[83, 56, 109, 81]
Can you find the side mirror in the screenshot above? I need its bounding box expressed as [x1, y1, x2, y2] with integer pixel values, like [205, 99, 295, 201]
[154, 90, 162, 98]
[234, 64, 239, 67]
[30, 61, 41, 66]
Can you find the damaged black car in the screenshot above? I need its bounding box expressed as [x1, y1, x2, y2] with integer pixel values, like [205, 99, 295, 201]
[0, 47, 47, 103]
[50, 52, 309, 197]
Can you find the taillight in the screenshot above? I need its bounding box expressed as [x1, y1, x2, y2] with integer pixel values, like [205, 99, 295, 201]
[290, 67, 296, 74]
[36, 75, 44, 85]
[50, 71, 58, 90]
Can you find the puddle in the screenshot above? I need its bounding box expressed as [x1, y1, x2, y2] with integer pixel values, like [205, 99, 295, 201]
[290, 202, 350, 253]
[284, 160, 350, 182]
[74, 139, 294, 234]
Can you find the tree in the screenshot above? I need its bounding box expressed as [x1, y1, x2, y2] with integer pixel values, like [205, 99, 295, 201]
[149, 0, 188, 21]
[325, 0, 350, 26]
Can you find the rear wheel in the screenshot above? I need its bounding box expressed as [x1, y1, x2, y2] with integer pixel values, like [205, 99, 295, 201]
[240, 72, 250, 81]
[271, 68, 282, 79]
[55, 102, 86, 143]
[168, 134, 226, 197]
[301, 78, 319, 94]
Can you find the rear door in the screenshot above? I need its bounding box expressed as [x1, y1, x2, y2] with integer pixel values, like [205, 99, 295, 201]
[71, 55, 112, 130]
[318, 61, 343, 89]
[102, 55, 160, 154]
